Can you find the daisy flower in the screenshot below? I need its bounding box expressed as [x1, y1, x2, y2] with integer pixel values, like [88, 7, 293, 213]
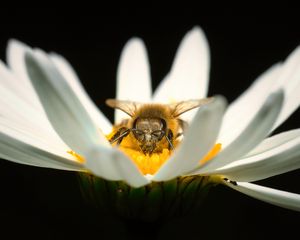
[1, 26, 300, 219]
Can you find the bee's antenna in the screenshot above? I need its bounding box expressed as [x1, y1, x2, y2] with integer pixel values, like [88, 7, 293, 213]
[165, 135, 174, 150]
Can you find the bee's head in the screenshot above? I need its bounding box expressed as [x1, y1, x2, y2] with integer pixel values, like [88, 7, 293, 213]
[132, 117, 166, 143]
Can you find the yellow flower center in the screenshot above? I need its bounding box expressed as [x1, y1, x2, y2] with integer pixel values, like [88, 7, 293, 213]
[108, 127, 221, 175]
[69, 128, 222, 175]
[119, 143, 221, 175]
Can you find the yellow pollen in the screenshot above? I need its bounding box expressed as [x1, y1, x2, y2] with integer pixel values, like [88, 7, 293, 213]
[67, 150, 85, 163]
[119, 147, 171, 175]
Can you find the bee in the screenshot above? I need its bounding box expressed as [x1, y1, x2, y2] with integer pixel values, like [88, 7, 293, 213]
[106, 98, 213, 155]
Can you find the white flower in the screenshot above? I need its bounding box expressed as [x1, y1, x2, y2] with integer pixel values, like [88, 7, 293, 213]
[1, 26, 300, 212]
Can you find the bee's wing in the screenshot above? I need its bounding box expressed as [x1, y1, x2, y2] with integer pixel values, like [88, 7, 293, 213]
[169, 97, 214, 117]
[106, 99, 142, 117]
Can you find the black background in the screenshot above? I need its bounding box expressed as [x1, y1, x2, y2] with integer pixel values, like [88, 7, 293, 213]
[0, 8, 299, 240]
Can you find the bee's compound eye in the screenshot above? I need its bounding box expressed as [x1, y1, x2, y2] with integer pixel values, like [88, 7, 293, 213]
[133, 129, 143, 135]
[151, 130, 164, 140]
[132, 129, 145, 140]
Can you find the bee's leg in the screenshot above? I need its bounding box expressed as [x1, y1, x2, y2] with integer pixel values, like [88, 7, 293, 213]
[109, 127, 130, 145]
[166, 129, 174, 150]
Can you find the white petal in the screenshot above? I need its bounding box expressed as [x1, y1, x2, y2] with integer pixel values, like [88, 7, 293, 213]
[115, 38, 152, 123]
[25, 49, 109, 155]
[0, 60, 33, 107]
[0, 82, 70, 154]
[50, 53, 112, 134]
[5, 40, 112, 154]
[85, 146, 149, 188]
[219, 46, 300, 147]
[0, 115, 69, 158]
[6, 39, 45, 110]
[2, 41, 74, 153]
[190, 90, 284, 175]
[245, 128, 300, 158]
[153, 26, 210, 104]
[0, 131, 83, 171]
[6, 39, 34, 90]
[0, 77, 77, 158]
[218, 63, 282, 148]
[272, 46, 300, 130]
[153, 96, 226, 181]
[214, 129, 300, 181]
[223, 181, 300, 212]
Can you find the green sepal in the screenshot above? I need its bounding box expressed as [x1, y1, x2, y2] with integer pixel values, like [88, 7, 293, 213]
[78, 173, 217, 222]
